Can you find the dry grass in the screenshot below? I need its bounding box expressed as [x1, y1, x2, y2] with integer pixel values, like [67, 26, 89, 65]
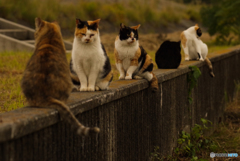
[207, 83, 240, 160]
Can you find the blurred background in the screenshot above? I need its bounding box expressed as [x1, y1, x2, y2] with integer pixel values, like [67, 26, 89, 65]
[1, 0, 240, 51]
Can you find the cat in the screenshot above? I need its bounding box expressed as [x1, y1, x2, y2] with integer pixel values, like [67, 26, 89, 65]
[114, 23, 159, 91]
[70, 18, 113, 91]
[155, 40, 181, 69]
[21, 18, 100, 136]
[180, 24, 215, 77]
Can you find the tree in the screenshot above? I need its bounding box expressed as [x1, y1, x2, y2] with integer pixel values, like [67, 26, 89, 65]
[201, 0, 240, 44]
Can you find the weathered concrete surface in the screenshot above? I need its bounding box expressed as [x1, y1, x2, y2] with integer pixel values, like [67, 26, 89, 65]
[0, 34, 35, 52]
[0, 46, 240, 161]
[0, 18, 72, 52]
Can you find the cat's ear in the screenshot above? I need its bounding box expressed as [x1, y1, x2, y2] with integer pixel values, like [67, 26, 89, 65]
[76, 18, 82, 25]
[35, 17, 43, 29]
[92, 19, 101, 28]
[131, 24, 141, 30]
[88, 19, 100, 30]
[120, 23, 126, 30]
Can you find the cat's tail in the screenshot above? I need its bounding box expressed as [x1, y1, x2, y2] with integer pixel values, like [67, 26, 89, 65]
[150, 73, 159, 92]
[48, 97, 100, 136]
[205, 57, 215, 78]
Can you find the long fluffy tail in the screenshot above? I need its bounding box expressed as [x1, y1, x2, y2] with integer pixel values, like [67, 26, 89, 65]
[150, 73, 159, 92]
[205, 57, 215, 78]
[48, 97, 100, 136]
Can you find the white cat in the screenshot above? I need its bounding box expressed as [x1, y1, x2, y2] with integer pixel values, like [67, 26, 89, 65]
[181, 24, 215, 77]
[71, 19, 113, 91]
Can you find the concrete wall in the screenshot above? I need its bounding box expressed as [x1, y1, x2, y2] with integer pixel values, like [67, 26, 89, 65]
[0, 18, 72, 52]
[0, 47, 240, 161]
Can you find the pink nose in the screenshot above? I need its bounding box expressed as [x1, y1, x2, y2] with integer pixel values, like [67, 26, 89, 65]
[86, 39, 90, 42]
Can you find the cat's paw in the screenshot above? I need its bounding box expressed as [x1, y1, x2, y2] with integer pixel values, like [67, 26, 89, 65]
[133, 75, 142, 79]
[80, 87, 88, 92]
[95, 86, 100, 91]
[125, 75, 132, 80]
[199, 58, 204, 61]
[119, 75, 125, 80]
[87, 86, 95, 91]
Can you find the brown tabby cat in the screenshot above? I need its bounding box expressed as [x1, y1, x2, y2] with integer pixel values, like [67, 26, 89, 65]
[21, 18, 100, 136]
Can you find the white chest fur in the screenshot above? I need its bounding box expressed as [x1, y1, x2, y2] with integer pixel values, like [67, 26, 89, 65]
[115, 39, 139, 59]
[72, 37, 105, 76]
[115, 39, 139, 70]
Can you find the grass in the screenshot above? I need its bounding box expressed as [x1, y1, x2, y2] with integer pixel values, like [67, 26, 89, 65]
[0, 0, 202, 31]
[0, 52, 31, 112]
[0, 44, 233, 113]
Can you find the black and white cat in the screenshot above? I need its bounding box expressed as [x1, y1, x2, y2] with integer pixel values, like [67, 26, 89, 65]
[70, 19, 113, 91]
[155, 40, 181, 69]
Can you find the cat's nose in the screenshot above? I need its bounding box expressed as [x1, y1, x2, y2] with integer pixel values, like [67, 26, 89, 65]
[132, 38, 134, 41]
[86, 39, 90, 42]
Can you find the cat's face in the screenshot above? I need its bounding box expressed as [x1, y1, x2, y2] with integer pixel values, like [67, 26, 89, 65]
[75, 19, 100, 44]
[119, 23, 140, 45]
[34, 17, 62, 41]
[194, 24, 202, 37]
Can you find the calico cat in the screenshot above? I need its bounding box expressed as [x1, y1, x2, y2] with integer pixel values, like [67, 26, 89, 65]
[114, 23, 158, 91]
[155, 40, 181, 69]
[21, 18, 100, 136]
[180, 24, 215, 77]
[70, 18, 113, 91]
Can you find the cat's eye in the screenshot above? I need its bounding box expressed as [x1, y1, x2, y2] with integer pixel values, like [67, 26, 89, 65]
[90, 34, 94, 37]
[81, 33, 86, 36]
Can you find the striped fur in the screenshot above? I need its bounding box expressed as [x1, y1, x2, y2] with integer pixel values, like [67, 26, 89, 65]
[71, 19, 113, 91]
[21, 18, 100, 136]
[115, 23, 158, 91]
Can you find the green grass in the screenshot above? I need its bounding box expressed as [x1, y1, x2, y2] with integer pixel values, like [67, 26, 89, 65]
[0, 44, 233, 113]
[0, 0, 202, 30]
[0, 52, 31, 112]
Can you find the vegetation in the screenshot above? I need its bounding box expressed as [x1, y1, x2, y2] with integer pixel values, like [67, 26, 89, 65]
[150, 118, 218, 161]
[0, 0, 201, 31]
[187, 66, 201, 105]
[149, 83, 240, 160]
[0, 52, 31, 112]
[201, 0, 240, 45]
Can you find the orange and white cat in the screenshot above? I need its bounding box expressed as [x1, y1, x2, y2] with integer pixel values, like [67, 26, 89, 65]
[181, 24, 215, 77]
